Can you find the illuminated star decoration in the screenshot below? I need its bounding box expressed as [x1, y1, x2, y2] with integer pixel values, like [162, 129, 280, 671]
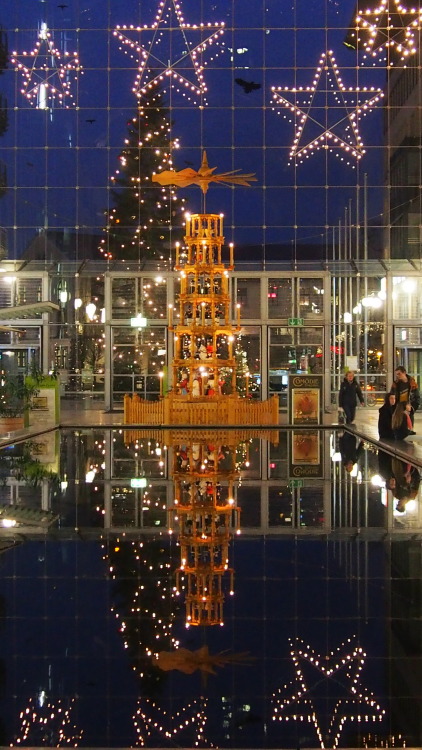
[133, 697, 211, 747]
[152, 150, 257, 194]
[271, 50, 383, 167]
[114, 0, 225, 106]
[11, 23, 82, 109]
[271, 636, 385, 749]
[350, 0, 422, 66]
[14, 696, 83, 745]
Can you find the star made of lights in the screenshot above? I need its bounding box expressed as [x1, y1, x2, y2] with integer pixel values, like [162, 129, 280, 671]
[351, 0, 422, 66]
[11, 23, 82, 109]
[271, 50, 383, 167]
[114, 0, 225, 106]
[134, 697, 212, 747]
[271, 636, 385, 749]
[14, 696, 83, 745]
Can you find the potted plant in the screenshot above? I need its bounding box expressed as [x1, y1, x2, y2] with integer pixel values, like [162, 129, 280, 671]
[0, 372, 39, 432]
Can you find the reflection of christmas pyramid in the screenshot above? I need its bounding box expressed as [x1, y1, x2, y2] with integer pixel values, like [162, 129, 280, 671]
[124, 210, 278, 426]
[170, 437, 244, 626]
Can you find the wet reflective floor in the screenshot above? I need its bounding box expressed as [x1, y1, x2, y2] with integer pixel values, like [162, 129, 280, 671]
[0, 427, 421, 748]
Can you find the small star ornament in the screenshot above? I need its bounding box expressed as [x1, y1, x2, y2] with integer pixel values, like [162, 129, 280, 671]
[11, 23, 81, 109]
[350, 0, 422, 66]
[271, 50, 383, 167]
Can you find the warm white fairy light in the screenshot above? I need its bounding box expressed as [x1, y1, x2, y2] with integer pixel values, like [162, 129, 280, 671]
[133, 697, 209, 747]
[13, 696, 82, 745]
[353, 0, 422, 65]
[271, 636, 385, 748]
[114, 0, 225, 106]
[271, 50, 383, 167]
[101, 539, 179, 668]
[98, 113, 185, 261]
[11, 23, 82, 109]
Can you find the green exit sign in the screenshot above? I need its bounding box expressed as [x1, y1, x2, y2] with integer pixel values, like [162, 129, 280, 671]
[131, 477, 147, 488]
[289, 478, 304, 488]
[288, 317, 304, 326]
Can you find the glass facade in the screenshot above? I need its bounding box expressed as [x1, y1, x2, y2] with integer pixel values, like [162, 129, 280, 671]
[1, 427, 422, 745]
[0, 1, 422, 409]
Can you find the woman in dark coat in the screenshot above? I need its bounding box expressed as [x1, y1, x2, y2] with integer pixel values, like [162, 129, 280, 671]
[378, 393, 396, 439]
[338, 370, 364, 424]
[391, 401, 415, 440]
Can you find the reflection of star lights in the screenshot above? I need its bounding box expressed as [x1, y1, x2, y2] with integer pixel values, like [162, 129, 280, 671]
[271, 636, 385, 749]
[134, 698, 210, 747]
[352, 0, 422, 66]
[114, 0, 225, 106]
[11, 23, 82, 108]
[271, 50, 383, 167]
[15, 696, 83, 745]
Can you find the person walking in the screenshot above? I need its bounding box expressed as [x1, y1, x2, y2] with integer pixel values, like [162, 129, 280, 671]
[390, 365, 420, 426]
[378, 392, 396, 439]
[338, 370, 364, 424]
[391, 401, 415, 440]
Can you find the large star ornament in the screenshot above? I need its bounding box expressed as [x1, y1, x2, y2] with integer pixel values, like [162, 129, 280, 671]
[271, 50, 383, 167]
[114, 0, 225, 106]
[134, 697, 211, 747]
[11, 23, 81, 109]
[350, 0, 422, 66]
[272, 636, 385, 749]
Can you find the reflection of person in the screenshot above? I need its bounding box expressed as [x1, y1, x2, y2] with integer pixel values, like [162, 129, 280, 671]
[338, 371, 364, 424]
[339, 431, 364, 472]
[390, 365, 420, 425]
[391, 401, 415, 440]
[378, 393, 396, 439]
[377, 449, 395, 488]
[391, 457, 420, 512]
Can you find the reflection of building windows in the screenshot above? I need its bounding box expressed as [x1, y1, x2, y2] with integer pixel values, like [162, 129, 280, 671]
[268, 278, 292, 319]
[236, 278, 260, 318]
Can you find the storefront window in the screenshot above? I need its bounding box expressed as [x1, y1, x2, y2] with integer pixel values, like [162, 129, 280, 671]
[392, 276, 422, 319]
[237, 326, 261, 398]
[298, 278, 324, 318]
[112, 325, 166, 404]
[235, 278, 261, 319]
[269, 326, 324, 407]
[268, 278, 292, 318]
[111, 276, 167, 320]
[57, 323, 105, 399]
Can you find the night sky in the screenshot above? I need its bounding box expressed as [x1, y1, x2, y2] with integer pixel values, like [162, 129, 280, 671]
[0, 0, 390, 258]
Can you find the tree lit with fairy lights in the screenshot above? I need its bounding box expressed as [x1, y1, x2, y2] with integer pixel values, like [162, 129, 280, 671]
[102, 536, 180, 696]
[98, 84, 185, 263]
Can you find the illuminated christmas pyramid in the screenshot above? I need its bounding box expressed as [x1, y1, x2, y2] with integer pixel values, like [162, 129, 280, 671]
[124, 152, 279, 427]
[170, 437, 244, 626]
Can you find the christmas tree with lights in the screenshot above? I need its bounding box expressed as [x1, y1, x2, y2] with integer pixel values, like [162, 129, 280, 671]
[103, 537, 181, 697]
[99, 84, 185, 263]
